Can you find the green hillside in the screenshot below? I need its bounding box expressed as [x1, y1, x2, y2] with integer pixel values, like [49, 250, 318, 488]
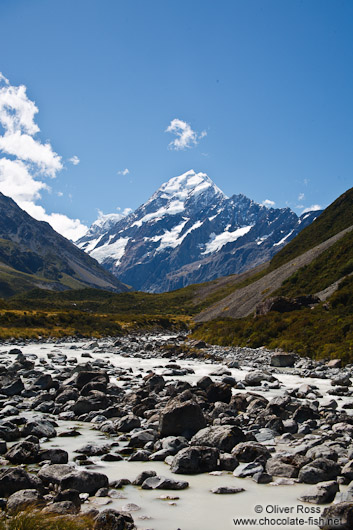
[269, 187, 353, 271]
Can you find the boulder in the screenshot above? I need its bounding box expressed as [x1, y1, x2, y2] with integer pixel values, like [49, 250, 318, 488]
[71, 391, 110, 415]
[299, 481, 339, 504]
[115, 415, 141, 433]
[75, 370, 109, 390]
[141, 476, 189, 490]
[244, 371, 276, 386]
[60, 470, 109, 495]
[191, 425, 245, 453]
[171, 446, 219, 474]
[94, 509, 136, 530]
[0, 468, 42, 497]
[38, 448, 69, 464]
[5, 441, 39, 464]
[22, 420, 57, 439]
[319, 502, 353, 529]
[232, 442, 271, 463]
[0, 420, 20, 441]
[159, 398, 206, 439]
[7, 489, 44, 513]
[270, 353, 296, 367]
[205, 383, 232, 403]
[298, 458, 341, 484]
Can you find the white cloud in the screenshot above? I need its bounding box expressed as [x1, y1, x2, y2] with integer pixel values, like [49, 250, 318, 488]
[165, 118, 207, 150]
[117, 168, 129, 176]
[298, 192, 305, 201]
[301, 204, 322, 214]
[0, 73, 87, 240]
[21, 201, 87, 240]
[69, 155, 80, 165]
[262, 199, 276, 208]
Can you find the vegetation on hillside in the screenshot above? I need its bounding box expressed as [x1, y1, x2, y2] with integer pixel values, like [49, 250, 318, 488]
[273, 228, 353, 298]
[192, 275, 353, 363]
[269, 187, 353, 271]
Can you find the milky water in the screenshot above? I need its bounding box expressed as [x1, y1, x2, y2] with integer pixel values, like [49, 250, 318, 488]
[11, 338, 353, 530]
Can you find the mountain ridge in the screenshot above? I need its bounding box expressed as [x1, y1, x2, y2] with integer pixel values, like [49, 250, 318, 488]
[0, 192, 129, 297]
[77, 170, 321, 292]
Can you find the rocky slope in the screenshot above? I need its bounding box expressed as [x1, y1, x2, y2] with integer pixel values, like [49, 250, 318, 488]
[77, 170, 320, 292]
[0, 192, 129, 297]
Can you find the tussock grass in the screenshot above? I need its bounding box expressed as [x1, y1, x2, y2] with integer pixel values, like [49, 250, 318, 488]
[0, 511, 94, 530]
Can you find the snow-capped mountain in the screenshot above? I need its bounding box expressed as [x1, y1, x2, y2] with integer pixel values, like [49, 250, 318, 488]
[77, 170, 321, 292]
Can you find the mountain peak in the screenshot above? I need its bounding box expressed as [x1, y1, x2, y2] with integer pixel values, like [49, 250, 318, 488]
[152, 170, 227, 203]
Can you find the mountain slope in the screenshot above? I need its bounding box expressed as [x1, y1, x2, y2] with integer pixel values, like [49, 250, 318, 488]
[0, 193, 129, 297]
[77, 170, 320, 292]
[191, 186, 353, 362]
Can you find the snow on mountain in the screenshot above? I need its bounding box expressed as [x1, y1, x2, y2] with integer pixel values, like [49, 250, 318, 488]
[76, 170, 322, 292]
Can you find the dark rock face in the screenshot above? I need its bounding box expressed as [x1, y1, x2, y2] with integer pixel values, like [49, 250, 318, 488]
[159, 398, 206, 439]
[77, 170, 320, 292]
[256, 295, 320, 316]
[171, 446, 219, 474]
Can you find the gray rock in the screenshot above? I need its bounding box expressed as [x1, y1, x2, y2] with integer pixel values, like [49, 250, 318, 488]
[38, 448, 69, 464]
[0, 468, 42, 497]
[141, 475, 189, 490]
[22, 420, 56, 439]
[299, 481, 339, 504]
[211, 486, 244, 494]
[171, 446, 219, 474]
[319, 502, 353, 529]
[60, 469, 109, 495]
[115, 415, 141, 433]
[244, 371, 276, 386]
[234, 462, 264, 478]
[132, 470, 157, 486]
[299, 458, 341, 484]
[191, 425, 245, 453]
[7, 489, 44, 513]
[159, 398, 206, 439]
[270, 353, 296, 367]
[5, 441, 39, 464]
[232, 442, 271, 463]
[94, 509, 135, 530]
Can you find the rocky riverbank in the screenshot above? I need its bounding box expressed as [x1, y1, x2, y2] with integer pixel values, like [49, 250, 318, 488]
[1, 333, 353, 529]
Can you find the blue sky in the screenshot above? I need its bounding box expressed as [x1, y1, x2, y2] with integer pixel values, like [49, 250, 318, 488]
[0, 0, 352, 239]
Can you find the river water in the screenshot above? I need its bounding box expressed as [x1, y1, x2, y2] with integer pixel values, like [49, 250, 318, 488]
[13, 336, 352, 530]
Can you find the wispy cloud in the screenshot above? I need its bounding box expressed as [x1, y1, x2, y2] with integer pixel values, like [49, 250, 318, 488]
[165, 118, 207, 150]
[262, 199, 276, 208]
[298, 192, 305, 201]
[302, 204, 322, 214]
[69, 155, 80, 165]
[117, 168, 129, 176]
[0, 73, 87, 240]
